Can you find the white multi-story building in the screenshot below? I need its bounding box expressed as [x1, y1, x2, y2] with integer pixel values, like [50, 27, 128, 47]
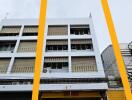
[0, 18, 107, 100]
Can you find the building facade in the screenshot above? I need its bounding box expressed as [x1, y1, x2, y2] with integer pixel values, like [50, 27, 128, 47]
[0, 18, 107, 100]
[101, 43, 132, 100]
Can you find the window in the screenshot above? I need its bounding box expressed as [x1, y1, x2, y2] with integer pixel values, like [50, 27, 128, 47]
[71, 57, 97, 72]
[22, 26, 38, 36]
[0, 41, 16, 52]
[71, 44, 93, 51]
[48, 25, 68, 36]
[17, 40, 37, 52]
[84, 30, 88, 34]
[46, 45, 68, 51]
[52, 45, 57, 50]
[58, 45, 62, 50]
[23, 32, 37, 36]
[0, 58, 10, 73]
[44, 62, 68, 69]
[58, 63, 62, 69]
[71, 44, 76, 49]
[63, 62, 68, 67]
[48, 45, 53, 50]
[11, 58, 35, 73]
[52, 63, 56, 69]
[76, 44, 81, 50]
[63, 45, 68, 50]
[81, 44, 85, 50]
[0, 26, 21, 36]
[86, 44, 92, 50]
[71, 39, 93, 51]
[70, 25, 90, 35]
[44, 57, 68, 73]
[47, 63, 51, 67]
[46, 40, 68, 52]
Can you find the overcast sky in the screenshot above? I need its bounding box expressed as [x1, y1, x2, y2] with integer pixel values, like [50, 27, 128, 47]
[0, 0, 131, 53]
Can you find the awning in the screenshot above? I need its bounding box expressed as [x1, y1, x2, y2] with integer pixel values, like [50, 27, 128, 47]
[44, 57, 68, 62]
[70, 25, 89, 28]
[23, 26, 38, 33]
[48, 25, 68, 35]
[0, 26, 21, 33]
[46, 40, 68, 45]
[71, 57, 97, 72]
[71, 39, 92, 44]
[17, 41, 36, 52]
[11, 58, 35, 73]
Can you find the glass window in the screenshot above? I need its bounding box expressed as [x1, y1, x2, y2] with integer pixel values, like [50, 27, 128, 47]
[53, 45, 57, 50]
[81, 44, 86, 50]
[63, 62, 68, 67]
[47, 63, 52, 67]
[75, 30, 78, 35]
[57, 63, 62, 69]
[44, 63, 48, 68]
[63, 45, 68, 50]
[86, 44, 92, 50]
[71, 30, 74, 34]
[76, 44, 81, 50]
[58, 45, 62, 50]
[51, 63, 56, 69]
[84, 30, 88, 34]
[80, 30, 83, 35]
[71, 44, 76, 49]
[47, 45, 53, 50]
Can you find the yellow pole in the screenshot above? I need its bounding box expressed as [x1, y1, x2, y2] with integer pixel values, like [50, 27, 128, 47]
[101, 0, 132, 100]
[32, 0, 47, 100]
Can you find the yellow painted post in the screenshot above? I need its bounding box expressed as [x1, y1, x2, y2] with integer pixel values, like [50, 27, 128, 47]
[32, 0, 47, 100]
[101, 0, 132, 100]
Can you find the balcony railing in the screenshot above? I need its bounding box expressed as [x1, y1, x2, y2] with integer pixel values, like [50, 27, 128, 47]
[0, 59, 10, 73]
[17, 41, 36, 52]
[0, 26, 21, 36]
[11, 58, 35, 73]
[72, 57, 97, 72]
[48, 25, 68, 36]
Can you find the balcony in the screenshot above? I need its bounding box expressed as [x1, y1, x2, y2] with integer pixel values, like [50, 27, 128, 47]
[0, 58, 10, 73]
[17, 40, 36, 52]
[70, 25, 90, 35]
[71, 57, 97, 72]
[46, 40, 68, 52]
[0, 41, 16, 53]
[48, 25, 68, 36]
[71, 39, 93, 51]
[0, 26, 21, 36]
[22, 26, 38, 36]
[43, 57, 69, 73]
[11, 58, 35, 73]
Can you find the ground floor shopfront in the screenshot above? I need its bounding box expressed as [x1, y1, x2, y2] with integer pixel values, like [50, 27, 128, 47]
[0, 91, 107, 100]
[40, 91, 107, 100]
[0, 90, 127, 100]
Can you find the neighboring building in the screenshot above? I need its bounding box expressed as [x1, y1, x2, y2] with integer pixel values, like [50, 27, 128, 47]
[0, 18, 107, 100]
[101, 43, 132, 100]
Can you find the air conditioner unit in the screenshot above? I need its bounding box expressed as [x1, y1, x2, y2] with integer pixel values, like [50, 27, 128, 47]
[43, 68, 48, 73]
